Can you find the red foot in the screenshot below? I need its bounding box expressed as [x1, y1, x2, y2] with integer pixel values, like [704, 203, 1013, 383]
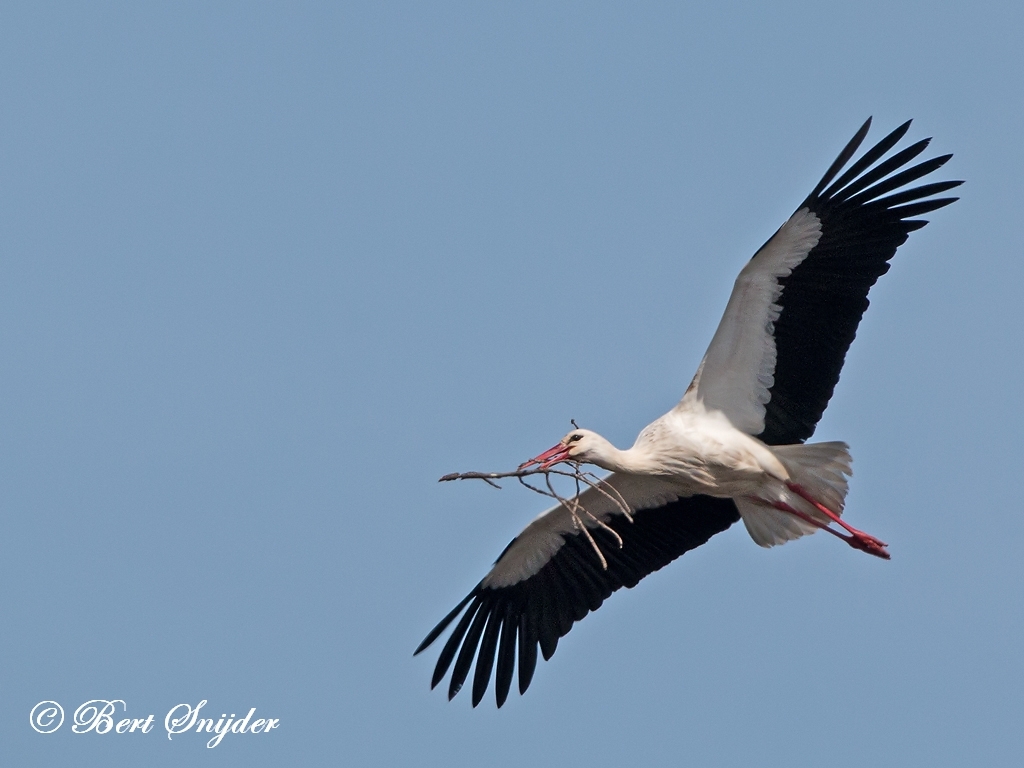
[847, 533, 891, 560]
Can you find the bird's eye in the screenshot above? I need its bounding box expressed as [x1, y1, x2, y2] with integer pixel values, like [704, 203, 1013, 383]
[569, 434, 582, 443]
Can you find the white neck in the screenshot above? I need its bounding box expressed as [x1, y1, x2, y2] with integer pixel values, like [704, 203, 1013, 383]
[587, 436, 661, 474]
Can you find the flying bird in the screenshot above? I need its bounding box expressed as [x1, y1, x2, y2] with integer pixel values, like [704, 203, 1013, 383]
[416, 118, 960, 707]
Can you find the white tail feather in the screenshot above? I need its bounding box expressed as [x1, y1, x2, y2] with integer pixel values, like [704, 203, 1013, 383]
[737, 498, 818, 546]
[739, 441, 853, 548]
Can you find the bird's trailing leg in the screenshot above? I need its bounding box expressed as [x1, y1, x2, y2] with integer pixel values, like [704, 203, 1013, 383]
[760, 494, 890, 560]
[785, 482, 889, 559]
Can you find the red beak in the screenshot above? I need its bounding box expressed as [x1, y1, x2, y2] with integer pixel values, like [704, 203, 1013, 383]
[519, 442, 572, 470]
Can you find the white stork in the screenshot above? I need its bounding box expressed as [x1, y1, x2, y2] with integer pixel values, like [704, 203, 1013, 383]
[416, 118, 960, 707]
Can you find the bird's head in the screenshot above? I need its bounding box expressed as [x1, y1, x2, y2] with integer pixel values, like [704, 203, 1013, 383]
[519, 428, 610, 470]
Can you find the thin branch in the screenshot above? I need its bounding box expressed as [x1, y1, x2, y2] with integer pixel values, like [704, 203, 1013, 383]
[557, 471, 624, 550]
[573, 471, 634, 524]
[439, 461, 634, 571]
[438, 467, 582, 485]
[540, 471, 610, 570]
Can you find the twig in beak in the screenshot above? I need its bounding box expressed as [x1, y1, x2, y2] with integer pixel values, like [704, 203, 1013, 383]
[439, 463, 627, 570]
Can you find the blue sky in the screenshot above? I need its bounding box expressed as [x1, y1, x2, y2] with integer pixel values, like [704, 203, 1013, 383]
[2, 2, 1021, 766]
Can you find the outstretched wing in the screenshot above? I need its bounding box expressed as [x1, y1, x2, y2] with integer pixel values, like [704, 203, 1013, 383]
[415, 474, 739, 707]
[678, 118, 962, 445]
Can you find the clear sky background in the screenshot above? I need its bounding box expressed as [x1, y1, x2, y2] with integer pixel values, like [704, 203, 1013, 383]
[1, 2, 1021, 766]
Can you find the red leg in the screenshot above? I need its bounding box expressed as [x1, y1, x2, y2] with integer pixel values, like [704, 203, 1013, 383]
[785, 482, 889, 552]
[756, 496, 891, 560]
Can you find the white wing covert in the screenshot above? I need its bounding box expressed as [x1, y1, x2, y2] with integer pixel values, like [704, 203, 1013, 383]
[677, 208, 822, 435]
